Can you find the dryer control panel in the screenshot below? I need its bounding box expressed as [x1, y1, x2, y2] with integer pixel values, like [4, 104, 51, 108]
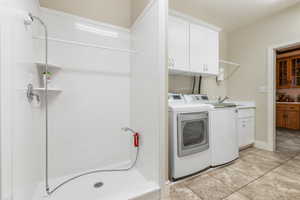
[184, 94, 209, 104]
[168, 93, 185, 104]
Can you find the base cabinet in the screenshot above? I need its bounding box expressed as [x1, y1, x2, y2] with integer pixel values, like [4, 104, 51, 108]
[238, 118, 255, 148]
[237, 109, 255, 148]
[276, 104, 300, 130]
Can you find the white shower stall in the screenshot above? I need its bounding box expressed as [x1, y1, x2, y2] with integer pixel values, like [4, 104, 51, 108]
[0, 0, 167, 200]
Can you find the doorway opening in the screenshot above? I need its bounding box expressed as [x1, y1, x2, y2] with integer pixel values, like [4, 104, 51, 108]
[275, 45, 300, 152]
[268, 41, 300, 153]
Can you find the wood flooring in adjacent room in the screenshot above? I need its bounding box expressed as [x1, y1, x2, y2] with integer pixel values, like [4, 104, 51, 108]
[164, 147, 300, 200]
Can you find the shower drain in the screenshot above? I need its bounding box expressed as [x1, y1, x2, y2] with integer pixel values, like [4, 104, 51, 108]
[94, 182, 104, 189]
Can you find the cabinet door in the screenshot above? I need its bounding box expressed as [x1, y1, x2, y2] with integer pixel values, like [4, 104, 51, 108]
[238, 118, 255, 148]
[286, 111, 300, 130]
[168, 16, 189, 70]
[276, 110, 286, 128]
[277, 58, 290, 89]
[204, 28, 219, 75]
[190, 23, 219, 75]
[190, 23, 206, 73]
[290, 56, 300, 88]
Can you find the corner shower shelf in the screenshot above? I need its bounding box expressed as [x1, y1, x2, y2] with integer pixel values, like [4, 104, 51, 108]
[35, 62, 62, 89]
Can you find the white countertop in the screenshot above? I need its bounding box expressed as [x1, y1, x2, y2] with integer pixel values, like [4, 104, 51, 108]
[230, 101, 256, 109]
[168, 100, 256, 111]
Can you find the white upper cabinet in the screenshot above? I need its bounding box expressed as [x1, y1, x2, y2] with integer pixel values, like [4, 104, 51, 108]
[205, 27, 219, 75]
[190, 24, 219, 75]
[168, 16, 189, 71]
[190, 23, 207, 73]
[168, 14, 220, 76]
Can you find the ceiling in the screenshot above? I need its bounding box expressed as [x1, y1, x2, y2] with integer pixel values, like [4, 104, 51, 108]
[170, 0, 300, 32]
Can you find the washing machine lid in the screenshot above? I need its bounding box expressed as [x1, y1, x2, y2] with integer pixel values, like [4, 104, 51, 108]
[168, 103, 213, 112]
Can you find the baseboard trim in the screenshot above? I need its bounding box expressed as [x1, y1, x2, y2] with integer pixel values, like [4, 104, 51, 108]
[254, 141, 273, 151]
[239, 143, 254, 151]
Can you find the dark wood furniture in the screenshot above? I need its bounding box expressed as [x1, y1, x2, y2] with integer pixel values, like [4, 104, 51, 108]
[277, 56, 300, 89]
[276, 103, 300, 130]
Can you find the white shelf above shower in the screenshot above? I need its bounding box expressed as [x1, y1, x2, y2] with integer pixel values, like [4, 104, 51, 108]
[35, 62, 62, 73]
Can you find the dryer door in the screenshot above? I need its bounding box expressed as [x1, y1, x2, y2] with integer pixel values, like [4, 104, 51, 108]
[177, 112, 209, 157]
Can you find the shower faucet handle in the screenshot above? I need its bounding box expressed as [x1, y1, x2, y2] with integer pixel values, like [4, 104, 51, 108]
[27, 83, 40, 103]
[122, 127, 140, 147]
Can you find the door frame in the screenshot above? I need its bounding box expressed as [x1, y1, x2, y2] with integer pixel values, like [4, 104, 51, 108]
[267, 39, 300, 151]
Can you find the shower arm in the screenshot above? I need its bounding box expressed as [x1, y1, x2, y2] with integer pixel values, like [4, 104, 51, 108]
[25, 13, 50, 195]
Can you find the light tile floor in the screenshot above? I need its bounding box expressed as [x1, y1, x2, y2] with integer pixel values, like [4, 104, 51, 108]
[164, 147, 300, 200]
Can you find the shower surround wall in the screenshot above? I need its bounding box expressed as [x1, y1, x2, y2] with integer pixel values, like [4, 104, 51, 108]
[33, 2, 163, 199]
[131, 0, 161, 186]
[0, 1, 41, 200]
[35, 7, 132, 179]
[1, 1, 165, 199]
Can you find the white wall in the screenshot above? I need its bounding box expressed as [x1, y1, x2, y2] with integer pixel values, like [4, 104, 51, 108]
[228, 4, 300, 143]
[131, 0, 152, 24]
[39, 0, 132, 28]
[131, 0, 161, 184]
[35, 8, 132, 179]
[0, 1, 41, 200]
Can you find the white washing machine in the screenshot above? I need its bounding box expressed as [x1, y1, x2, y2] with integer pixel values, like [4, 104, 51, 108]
[168, 94, 213, 180]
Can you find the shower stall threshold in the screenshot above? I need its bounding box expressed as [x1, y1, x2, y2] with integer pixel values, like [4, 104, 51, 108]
[32, 168, 160, 200]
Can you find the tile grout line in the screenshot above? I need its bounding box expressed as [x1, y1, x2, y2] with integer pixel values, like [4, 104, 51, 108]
[220, 151, 300, 199]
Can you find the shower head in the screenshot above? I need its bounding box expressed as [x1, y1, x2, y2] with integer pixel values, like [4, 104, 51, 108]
[24, 13, 34, 25]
